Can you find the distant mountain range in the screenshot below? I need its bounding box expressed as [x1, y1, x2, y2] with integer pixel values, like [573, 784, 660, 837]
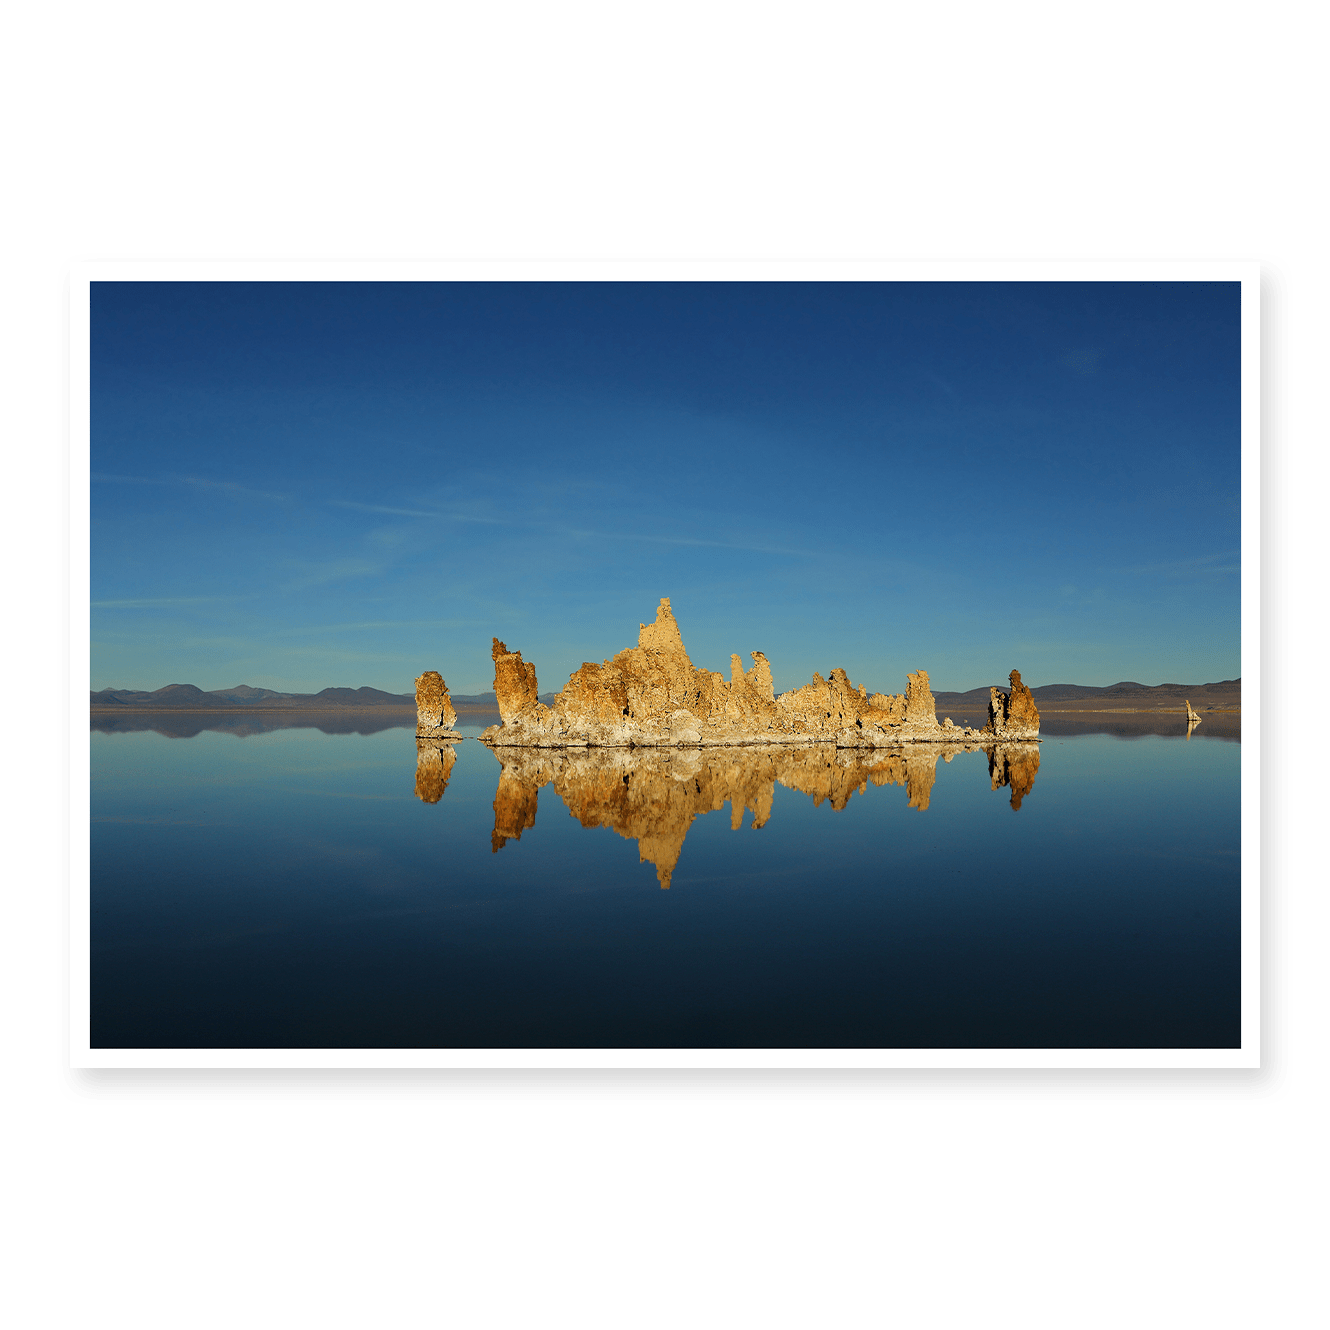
[91, 679, 1238, 712]
[90, 683, 517, 710]
[931, 679, 1241, 711]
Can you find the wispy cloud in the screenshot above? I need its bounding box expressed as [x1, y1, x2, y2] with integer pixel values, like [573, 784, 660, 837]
[330, 499, 508, 526]
[91, 816, 227, 827]
[279, 559, 388, 592]
[329, 494, 813, 557]
[93, 473, 288, 503]
[553, 524, 813, 557]
[278, 619, 488, 635]
[330, 500, 442, 519]
[1124, 551, 1240, 577]
[177, 640, 423, 666]
[92, 596, 237, 609]
[178, 476, 288, 502]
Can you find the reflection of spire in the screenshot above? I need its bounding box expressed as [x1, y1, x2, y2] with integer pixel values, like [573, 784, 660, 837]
[988, 743, 1040, 810]
[772, 748, 939, 811]
[415, 739, 458, 804]
[491, 768, 539, 852]
[904, 750, 937, 810]
[486, 749, 706, 885]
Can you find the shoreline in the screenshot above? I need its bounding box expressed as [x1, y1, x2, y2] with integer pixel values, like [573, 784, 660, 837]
[88, 707, 418, 715]
[950, 707, 1241, 715]
[88, 705, 499, 715]
[88, 704, 1238, 717]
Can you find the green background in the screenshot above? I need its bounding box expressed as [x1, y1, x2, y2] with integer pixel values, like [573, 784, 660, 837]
[10, 2, 1314, 1330]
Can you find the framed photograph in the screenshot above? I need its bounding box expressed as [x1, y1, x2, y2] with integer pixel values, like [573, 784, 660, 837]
[70, 262, 1257, 1068]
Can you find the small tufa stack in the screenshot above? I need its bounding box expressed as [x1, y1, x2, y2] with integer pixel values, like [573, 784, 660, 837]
[415, 670, 459, 739]
[984, 670, 1041, 742]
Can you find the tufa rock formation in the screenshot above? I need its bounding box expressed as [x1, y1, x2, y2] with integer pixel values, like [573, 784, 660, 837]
[482, 598, 1036, 749]
[415, 670, 459, 737]
[1184, 699, 1203, 725]
[984, 670, 1041, 742]
[414, 738, 458, 804]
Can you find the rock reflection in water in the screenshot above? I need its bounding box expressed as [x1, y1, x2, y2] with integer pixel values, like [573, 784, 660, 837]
[484, 742, 1039, 887]
[415, 739, 459, 804]
[492, 764, 540, 851]
[987, 743, 1040, 811]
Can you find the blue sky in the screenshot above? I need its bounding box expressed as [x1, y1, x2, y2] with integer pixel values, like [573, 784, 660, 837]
[91, 280, 1241, 695]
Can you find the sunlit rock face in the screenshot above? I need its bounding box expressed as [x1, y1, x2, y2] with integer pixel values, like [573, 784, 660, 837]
[491, 640, 549, 727]
[480, 598, 1035, 749]
[987, 743, 1041, 810]
[482, 742, 1011, 887]
[984, 670, 1041, 742]
[415, 670, 458, 735]
[414, 739, 458, 804]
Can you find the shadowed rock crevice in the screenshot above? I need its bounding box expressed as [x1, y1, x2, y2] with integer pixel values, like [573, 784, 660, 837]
[480, 598, 1039, 749]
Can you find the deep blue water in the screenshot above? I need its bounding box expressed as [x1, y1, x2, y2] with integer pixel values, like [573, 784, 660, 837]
[89, 719, 1241, 1048]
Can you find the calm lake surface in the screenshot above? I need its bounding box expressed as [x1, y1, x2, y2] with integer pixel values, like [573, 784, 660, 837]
[90, 715, 1240, 1049]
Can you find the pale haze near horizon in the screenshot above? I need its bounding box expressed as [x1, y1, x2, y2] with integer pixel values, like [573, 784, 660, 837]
[91, 280, 1241, 696]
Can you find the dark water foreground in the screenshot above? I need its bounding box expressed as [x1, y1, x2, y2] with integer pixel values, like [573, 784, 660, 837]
[90, 718, 1240, 1049]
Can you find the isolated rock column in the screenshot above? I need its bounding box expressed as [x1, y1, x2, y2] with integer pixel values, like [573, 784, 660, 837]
[415, 670, 457, 732]
[986, 670, 1040, 740]
[1004, 670, 1039, 733]
[904, 670, 937, 726]
[491, 639, 548, 724]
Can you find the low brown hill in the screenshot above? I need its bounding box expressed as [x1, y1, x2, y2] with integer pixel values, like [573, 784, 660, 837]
[91, 682, 415, 709]
[304, 686, 411, 706]
[207, 685, 288, 702]
[932, 678, 1240, 712]
[101, 683, 218, 708]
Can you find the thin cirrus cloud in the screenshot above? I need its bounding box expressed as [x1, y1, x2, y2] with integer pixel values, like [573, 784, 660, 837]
[278, 558, 390, 592]
[331, 497, 813, 558]
[330, 500, 507, 524]
[93, 473, 290, 503]
[329, 500, 447, 519]
[92, 596, 239, 609]
[552, 523, 813, 558]
[166, 634, 425, 666]
[277, 619, 489, 635]
[1124, 551, 1240, 577]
